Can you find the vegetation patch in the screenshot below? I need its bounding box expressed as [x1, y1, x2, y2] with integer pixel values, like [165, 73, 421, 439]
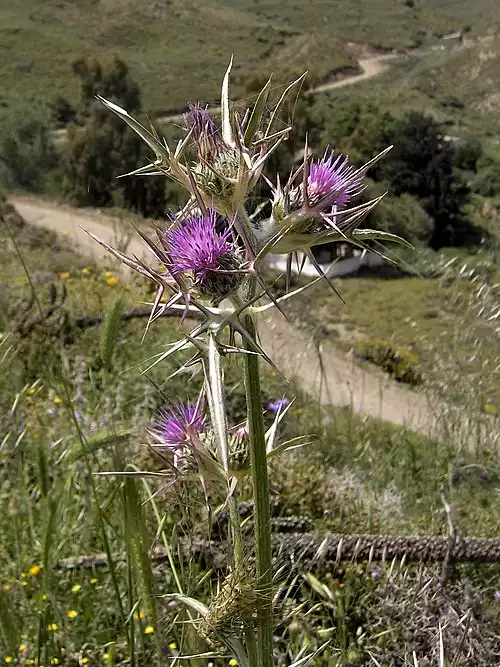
[354, 338, 423, 385]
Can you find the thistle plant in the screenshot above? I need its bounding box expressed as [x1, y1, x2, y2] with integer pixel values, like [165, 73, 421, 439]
[90, 61, 409, 666]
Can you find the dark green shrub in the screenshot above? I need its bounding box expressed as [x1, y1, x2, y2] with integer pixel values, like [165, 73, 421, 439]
[0, 101, 57, 191]
[355, 338, 422, 385]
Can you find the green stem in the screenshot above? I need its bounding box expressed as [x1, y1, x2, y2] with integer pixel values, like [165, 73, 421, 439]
[228, 494, 244, 567]
[228, 493, 259, 662]
[243, 312, 273, 667]
[207, 335, 258, 660]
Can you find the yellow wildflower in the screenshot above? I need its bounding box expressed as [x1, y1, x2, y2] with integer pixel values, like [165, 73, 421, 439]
[81, 659, 89, 665]
[144, 625, 154, 635]
[168, 642, 177, 650]
[229, 660, 238, 666]
[71, 584, 81, 593]
[60, 272, 71, 280]
[67, 610, 78, 619]
[26, 661, 36, 666]
[5, 657, 13, 664]
[133, 610, 145, 620]
[19, 644, 26, 652]
[50, 659, 60, 665]
[89, 578, 98, 584]
[41, 593, 47, 600]
[20, 572, 26, 578]
[105, 276, 119, 287]
[53, 396, 63, 406]
[29, 565, 41, 577]
[47, 623, 58, 631]
[81, 267, 90, 276]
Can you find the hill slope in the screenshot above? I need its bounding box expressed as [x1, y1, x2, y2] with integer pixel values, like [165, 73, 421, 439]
[1, 0, 499, 113]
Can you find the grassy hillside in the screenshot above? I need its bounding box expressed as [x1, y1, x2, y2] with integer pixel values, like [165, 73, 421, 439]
[0, 0, 356, 114]
[279, 248, 500, 414]
[1, 0, 499, 114]
[309, 35, 500, 136]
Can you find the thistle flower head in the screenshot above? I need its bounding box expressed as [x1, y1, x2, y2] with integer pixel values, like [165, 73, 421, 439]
[184, 104, 226, 163]
[233, 424, 249, 440]
[164, 208, 244, 302]
[153, 401, 206, 449]
[307, 150, 365, 209]
[267, 398, 289, 414]
[165, 209, 231, 279]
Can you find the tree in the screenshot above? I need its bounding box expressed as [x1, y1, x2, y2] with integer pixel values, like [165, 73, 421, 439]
[376, 112, 471, 248]
[0, 101, 56, 192]
[49, 96, 77, 128]
[62, 55, 166, 217]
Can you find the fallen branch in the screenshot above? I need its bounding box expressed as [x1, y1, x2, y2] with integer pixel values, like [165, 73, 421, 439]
[56, 532, 500, 572]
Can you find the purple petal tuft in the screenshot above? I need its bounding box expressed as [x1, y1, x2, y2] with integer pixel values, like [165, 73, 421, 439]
[154, 402, 206, 448]
[308, 150, 365, 208]
[267, 398, 289, 414]
[165, 209, 233, 281]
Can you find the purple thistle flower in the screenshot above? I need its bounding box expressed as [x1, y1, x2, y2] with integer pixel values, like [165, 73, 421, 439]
[495, 591, 500, 600]
[267, 398, 289, 414]
[165, 209, 234, 281]
[307, 150, 365, 208]
[154, 401, 206, 448]
[184, 104, 225, 162]
[233, 424, 249, 440]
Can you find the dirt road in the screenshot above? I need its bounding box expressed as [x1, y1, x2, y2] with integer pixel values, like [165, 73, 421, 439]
[154, 53, 400, 125]
[11, 194, 457, 441]
[12, 198, 150, 265]
[52, 53, 402, 143]
[312, 53, 399, 93]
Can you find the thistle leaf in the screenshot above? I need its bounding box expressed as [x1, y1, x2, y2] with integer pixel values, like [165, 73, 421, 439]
[205, 334, 229, 473]
[244, 75, 272, 146]
[97, 96, 170, 164]
[220, 57, 234, 146]
[162, 593, 209, 617]
[266, 71, 308, 139]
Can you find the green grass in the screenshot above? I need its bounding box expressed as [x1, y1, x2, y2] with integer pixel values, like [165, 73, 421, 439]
[281, 248, 500, 411]
[0, 0, 356, 115]
[1, 212, 500, 664]
[311, 37, 500, 137]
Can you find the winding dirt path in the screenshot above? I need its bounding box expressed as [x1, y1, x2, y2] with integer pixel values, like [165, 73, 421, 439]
[309, 53, 399, 94]
[52, 53, 402, 145]
[154, 54, 401, 126]
[10, 194, 458, 441]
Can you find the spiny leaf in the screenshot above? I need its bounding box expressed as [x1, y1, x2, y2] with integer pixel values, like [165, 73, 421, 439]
[244, 75, 272, 146]
[97, 96, 170, 164]
[221, 57, 234, 146]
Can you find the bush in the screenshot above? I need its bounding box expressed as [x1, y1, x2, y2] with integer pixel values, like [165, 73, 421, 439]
[62, 55, 167, 217]
[355, 338, 423, 385]
[471, 163, 500, 197]
[0, 101, 57, 191]
[366, 187, 434, 244]
[49, 96, 77, 127]
[453, 136, 483, 173]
